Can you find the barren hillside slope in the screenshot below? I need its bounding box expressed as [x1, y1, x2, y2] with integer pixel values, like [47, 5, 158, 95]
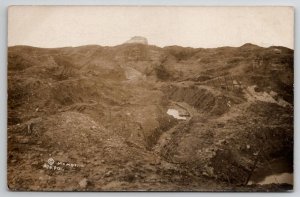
[8, 42, 293, 191]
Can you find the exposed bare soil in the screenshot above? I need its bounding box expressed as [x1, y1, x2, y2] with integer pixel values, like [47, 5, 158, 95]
[8, 43, 293, 191]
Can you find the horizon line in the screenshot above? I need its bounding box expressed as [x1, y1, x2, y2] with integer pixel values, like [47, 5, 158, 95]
[7, 42, 294, 50]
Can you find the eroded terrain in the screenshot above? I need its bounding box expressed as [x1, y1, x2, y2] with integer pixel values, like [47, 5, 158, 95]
[8, 42, 293, 191]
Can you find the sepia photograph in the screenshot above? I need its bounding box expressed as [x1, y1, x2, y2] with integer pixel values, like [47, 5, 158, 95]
[7, 6, 294, 191]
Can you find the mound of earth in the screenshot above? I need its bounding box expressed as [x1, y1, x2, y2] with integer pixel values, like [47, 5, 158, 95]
[125, 36, 148, 45]
[8, 40, 293, 191]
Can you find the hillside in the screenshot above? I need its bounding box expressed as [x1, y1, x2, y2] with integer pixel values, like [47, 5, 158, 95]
[7, 41, 293, 191]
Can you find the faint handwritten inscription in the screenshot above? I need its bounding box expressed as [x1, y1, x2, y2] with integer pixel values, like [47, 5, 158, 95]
[42, 157, 84, 171]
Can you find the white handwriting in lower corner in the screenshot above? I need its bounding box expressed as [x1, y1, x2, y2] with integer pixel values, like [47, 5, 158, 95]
[42, 157, 84, 171]
[43, 163, 63, 171]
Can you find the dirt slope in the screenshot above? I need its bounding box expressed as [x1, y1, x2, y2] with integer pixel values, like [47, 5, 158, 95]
[8, 43, 293, 191]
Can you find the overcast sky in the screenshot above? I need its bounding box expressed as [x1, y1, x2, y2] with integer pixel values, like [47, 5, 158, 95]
[8, 6, 294, 49]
